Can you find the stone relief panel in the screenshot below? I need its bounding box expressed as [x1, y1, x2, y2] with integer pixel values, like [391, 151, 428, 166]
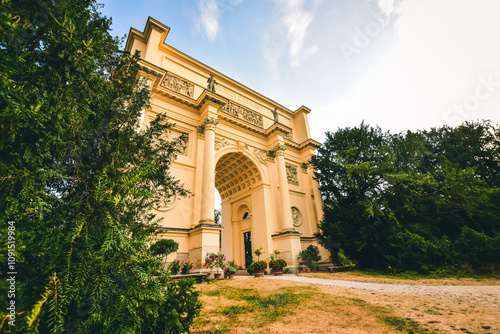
[286, 164, 299, 186]
[221, 101, 263, 128]
[300, 162, 310, 173]
[253, 148, 268, 166]
[152, 191, 178, 212]
[236, 140, 249, 152]
[215, 137, 232, 150]
[291, 207, 302, 227]
[160, 72, 194, 98]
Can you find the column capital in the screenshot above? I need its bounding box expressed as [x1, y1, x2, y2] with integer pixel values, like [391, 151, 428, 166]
[200, 116, 220, 132]
[271, 143, 287, 157]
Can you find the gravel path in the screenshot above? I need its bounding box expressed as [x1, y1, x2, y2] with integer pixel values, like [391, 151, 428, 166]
[262, 275, 500, 309]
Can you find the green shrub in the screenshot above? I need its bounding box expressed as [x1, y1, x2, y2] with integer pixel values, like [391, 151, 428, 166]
[250, 260, 268, 270]
[150, 239, 179, 256]
[226, 266, 237, 274]
[306, 245, 322, 262]
[269, 259, 287, 269]
[298, 245, 322, 268]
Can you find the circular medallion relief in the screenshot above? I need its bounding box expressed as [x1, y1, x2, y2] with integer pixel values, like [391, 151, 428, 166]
[152, 192, 178, 212]
[291, 207, 302, 227]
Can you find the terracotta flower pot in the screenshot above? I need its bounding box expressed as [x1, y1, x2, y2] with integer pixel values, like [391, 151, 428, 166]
[298, 269, 304, 273]
[305, 268, 311, 273]
[272, 268, 283, 276]
[228, 274, 234, 279]
[253, 269, 265, 277]
[214, 273, 222, 279]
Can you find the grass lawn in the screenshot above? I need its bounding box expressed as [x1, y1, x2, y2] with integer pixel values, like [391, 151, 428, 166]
[189, 275, 500, 333]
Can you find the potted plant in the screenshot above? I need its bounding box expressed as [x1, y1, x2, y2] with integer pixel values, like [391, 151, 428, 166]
[246, 266, 254, 276]
[297, 263, 305, 273]
[169, 259, 182, 275]
[225, 266, 237, 279]
[299, 245, 322, 273]
[203, 252, 226, 279]
[181, 261, 193, 274]
[269, 258, 287, 276]
[309, 261, 317, 272]
[250, 260, 267, 277]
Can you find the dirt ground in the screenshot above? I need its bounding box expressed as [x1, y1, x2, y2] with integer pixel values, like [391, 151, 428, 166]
[301, 271, 500, 286]
[191, 274, 500, 334]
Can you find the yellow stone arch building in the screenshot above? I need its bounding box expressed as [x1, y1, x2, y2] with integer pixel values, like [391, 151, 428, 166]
[125, 17, 328, 270]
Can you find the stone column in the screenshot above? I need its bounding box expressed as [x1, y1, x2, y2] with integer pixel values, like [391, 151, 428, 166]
[199, 116, 220, 224]
[274, 144, 294, 231]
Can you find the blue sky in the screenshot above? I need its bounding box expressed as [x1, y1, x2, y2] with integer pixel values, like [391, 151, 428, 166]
[100, 0, 500, 143]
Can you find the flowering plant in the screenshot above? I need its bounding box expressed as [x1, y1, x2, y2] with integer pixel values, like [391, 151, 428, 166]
[181, 261, 193, 274]
[169, 259, 182, 274]
[204, 252, 226, 273]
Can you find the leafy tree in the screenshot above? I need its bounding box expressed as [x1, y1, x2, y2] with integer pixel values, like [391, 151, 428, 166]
[312, 121, 500, 273]
[311, 123, 399, 267]
[214, 208, 221, 225]
[0, 0, 200, 332]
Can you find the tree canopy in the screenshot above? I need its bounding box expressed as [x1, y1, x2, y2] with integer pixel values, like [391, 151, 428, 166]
[312, 121, 500, 274]
[1, 0, 200, 332]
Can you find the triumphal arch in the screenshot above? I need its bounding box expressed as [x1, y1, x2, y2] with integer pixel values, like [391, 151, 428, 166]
[125, 17, 327, 270]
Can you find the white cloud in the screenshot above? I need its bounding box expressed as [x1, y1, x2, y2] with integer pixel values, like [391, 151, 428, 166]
[274, 0, 319, 67]
[377, 0, 394, 15]
[320, 0, 500, 135]
[197, 0, 219, 41]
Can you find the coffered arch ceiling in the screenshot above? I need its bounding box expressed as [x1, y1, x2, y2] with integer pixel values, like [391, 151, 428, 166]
[215, 152, 263, 201]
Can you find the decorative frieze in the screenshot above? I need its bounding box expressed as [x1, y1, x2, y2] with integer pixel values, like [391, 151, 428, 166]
[161, 72, 194, 98]
[286, 164, 299, 185]
[221, 101, 263, 128]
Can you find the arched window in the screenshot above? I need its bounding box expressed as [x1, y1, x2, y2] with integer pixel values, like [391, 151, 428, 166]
[242, 212, 250, 219]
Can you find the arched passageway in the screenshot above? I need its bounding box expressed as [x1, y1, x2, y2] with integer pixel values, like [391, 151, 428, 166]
[215, 152, 268, 268]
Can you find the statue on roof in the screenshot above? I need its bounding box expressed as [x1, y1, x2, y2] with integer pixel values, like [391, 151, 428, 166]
[272, 108, 279, 123]
[207, 74, 218, 92]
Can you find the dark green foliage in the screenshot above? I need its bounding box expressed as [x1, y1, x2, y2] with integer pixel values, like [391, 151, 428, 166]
[150, 239, 179, 257]
[312, 121, 500, 273]
[305, 245, 321, 262]
[298, 245, 321, 268]
[0, 0, 200, 332]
